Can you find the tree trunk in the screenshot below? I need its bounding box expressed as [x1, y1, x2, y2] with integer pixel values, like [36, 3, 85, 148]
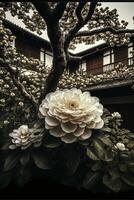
[40, 22, 66, 102]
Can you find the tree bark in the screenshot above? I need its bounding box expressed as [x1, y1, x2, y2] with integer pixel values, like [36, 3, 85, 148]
[40, 21, 66, 102]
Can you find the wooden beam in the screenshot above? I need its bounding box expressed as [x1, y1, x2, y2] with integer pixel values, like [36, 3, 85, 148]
[101, 95, 134, 105]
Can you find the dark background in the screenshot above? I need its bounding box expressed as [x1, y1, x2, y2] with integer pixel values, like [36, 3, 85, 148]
[0, 178, 133, 199]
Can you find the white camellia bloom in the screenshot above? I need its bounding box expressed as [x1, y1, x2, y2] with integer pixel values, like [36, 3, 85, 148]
[39, 88, 104, 143]
[115, 142, 126, 151]
[9, 125, 43, 150]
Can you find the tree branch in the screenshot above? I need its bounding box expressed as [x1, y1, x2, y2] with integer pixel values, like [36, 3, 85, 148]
[64, 1, 97, 52]
[75, 27, 134, 37]
[52, 1, 68, 21]
[84, 1, 97, 24]
[0, 57, 38, 112]
[32, 2, 52, 24]
[67, 54, 82, 73]
[64, 1, 87, 51]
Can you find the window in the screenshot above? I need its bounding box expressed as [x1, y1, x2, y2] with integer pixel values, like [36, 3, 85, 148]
[40, 48, 45, 62]
[81, 61, 86, 72]
[45, 52, 53, 68]
[128, 42, 134, 65]
[103, 49, 114, 72]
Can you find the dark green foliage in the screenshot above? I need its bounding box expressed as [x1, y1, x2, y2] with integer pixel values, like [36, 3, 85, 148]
[43, 134, 62, 148]
[32, 149, 51, 170]
[103, 172, 122, 192]
[13, 166, 31, 187]
[0, 111, 134, 193]
[0, 172, 12, 189]
[83, 171, 102, 190]
[87, 133, 113, 162]
[3, 150, 20, 172]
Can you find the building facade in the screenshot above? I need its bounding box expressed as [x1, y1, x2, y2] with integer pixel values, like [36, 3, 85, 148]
[3, 19, 134, 131]
[77, 39, 134, 131]
[3, 19, 53, 71]
[78, 40, 134, 75]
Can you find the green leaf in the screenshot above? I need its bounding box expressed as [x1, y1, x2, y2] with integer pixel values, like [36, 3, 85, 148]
[103, 173, 122, 192]
[119, 164, 127, 172]
[121, 173, 134, 187]
[108, 168, 120, 179]
[63, 144, 80, 175]
[3, 151, 20, 172]
[1, 141, 11, 150]
[91, 161, 102, 171]
[0, 172, 11, 189]
[127, 162, 134, 173]
[120, 153, 129, 161]
[83, 171, 101, 190]
[14, 167, 31, 187]
[86, 148, 99, 161]
[43, 134, 62, 148]
[128, 132, 134, 139]
[98, 134, 112, 146]
[93, 138, 113, 162]
[101, 127, 112, 133]
[20, 151, 30, 166]
[32, 150, 51, 170]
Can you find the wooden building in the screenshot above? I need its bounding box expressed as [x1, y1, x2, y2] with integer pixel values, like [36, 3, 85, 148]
[3, 19, 134, 131]
[76, 39, 134, 131]
[3, 19, 53, 70]
[77, 40, 134, 75]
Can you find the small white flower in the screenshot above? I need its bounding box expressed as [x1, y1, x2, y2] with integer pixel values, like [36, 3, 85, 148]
[39, 88, 104, 143]
[0, 99, 5, 103]
[115, 142, 126, 151]
[111, 112, 121, 119]
[10, 92, 15, 97]
[9, 125, 43, 150]
[4, 120, 9, 125]
[18, 102, 24, 107]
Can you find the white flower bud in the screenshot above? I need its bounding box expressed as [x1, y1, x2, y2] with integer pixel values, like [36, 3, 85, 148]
[10, 92, 15, 97]
[18, 102, 24, 107]
[115, 142, 126, 151]
[111, 112, 121, 119]
[1, 99, 5, 103]
[4, 120, 9, 125]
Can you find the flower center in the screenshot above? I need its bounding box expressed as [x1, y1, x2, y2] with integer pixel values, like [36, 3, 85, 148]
[67, 100, 79, 109]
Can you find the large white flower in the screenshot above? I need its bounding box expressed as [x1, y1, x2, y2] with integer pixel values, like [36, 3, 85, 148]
[39, 88, 104, 143]
[9, 125, 43, 150]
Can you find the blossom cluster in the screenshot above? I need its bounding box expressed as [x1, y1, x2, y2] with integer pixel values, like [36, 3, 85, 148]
[58, 62, 134, 90]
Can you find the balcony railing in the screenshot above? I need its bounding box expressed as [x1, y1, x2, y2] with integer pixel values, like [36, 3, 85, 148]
[80, 57, 134, 75]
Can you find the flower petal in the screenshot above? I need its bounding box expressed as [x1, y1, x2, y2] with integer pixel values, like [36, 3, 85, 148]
[95, 120, 104, 129]
[87, 121, 96, 129]
[80, 129, 92, 140]
[19, 125, 28, 134]
[39, 106, 48, 117]
[79, 123, 86, 128]
[9, 145, 17, 149]
[49, 126, 66, 137]
[45, 123, 53, 130]
[45, 116, 59, 126]
[74, 127, 85, 136]
[61, 134, 77, 143]
[61, 122, 77, 133]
